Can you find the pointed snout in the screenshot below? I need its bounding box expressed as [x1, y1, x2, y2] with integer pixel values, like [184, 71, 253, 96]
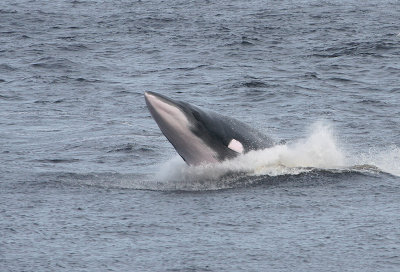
[144, 91, 178, 114]
[144, 91, 173, 104]
[144, 91, 159, 102]
[144, 91, 160, 111]
[144, 91, 189, 130]
[144, 91, 169, 117]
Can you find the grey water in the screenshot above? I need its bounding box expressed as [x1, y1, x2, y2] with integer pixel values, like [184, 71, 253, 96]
[1, 0, 400, 271]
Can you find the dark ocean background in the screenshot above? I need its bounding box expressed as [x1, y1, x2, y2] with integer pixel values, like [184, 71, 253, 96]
[1, 0, 400, 271]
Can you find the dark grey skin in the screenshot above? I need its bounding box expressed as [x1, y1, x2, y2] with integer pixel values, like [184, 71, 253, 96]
[145, 91, 274, 166]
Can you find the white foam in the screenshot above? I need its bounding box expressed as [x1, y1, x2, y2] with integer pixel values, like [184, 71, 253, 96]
[155, 121, 400, 184]
[157, 122, 348, 181]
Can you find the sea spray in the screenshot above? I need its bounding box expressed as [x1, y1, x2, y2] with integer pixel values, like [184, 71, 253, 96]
[351, 145, 400, 177]
[146, 122, 399, 191]
[278, 122, 345, 169]
[157, 122, 346, 182]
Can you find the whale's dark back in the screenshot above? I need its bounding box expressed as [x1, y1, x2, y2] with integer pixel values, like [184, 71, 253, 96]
[182, 102, 275, 157]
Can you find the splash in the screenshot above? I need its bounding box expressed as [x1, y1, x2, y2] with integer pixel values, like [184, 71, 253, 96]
[155, 121, 400, 188]
[156, 122, 348, 183]
[350, 145, 400, 177]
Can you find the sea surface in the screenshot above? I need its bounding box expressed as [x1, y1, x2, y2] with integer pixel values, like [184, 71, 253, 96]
[1, 0, 400, 271]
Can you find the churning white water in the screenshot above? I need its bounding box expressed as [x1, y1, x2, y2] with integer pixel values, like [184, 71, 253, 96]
[157, 122, 399, 186]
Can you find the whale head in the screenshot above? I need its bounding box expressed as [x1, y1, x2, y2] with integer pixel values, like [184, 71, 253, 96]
[144, 91, 273, 166]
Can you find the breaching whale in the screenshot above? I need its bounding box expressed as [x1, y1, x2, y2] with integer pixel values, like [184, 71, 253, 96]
[144, 91, 274, 166]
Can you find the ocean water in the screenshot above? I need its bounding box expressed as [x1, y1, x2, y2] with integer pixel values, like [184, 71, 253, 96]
[1, 0, 400, 271]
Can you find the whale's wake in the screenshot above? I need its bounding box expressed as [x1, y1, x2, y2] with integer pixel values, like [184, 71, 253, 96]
[155, 122, 399, 190]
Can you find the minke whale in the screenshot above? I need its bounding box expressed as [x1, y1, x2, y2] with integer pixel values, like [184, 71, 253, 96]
[144, 91, 274, 166]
